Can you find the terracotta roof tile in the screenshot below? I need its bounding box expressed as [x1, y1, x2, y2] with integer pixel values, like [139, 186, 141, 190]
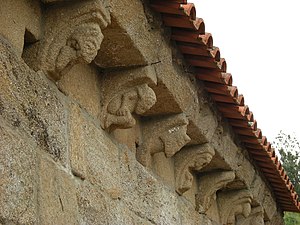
[150, 0, 300, 212]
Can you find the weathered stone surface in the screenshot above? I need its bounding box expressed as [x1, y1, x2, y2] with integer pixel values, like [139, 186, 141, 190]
[250, 174, 266, 205]
[0, 0, 41, 56]
[69, 102, 120, 191]
[0, 119, 37, 225]
[95, 0, 162, 67]
[38, 153, 79, 225]
[58, 63, 101, 119]
[269, 212, 285, 225]
[77, 180, 154, 225]
[235, 149, 256, 187]
[0, 36, 68, 163]
[205, 195, 221, 224]
[178, 198, 213, 225]
[77, 181, 115, 225]
[145, 63, 194, 115]
[112, 123, 141, 151]
[211, 125, 240, 169]
[181, 172, 198, 208]
[120, 147, 182, 224]
[262, 190, 277, 220]
[152, 152, 176, 188]
[187, 88, 218, 144]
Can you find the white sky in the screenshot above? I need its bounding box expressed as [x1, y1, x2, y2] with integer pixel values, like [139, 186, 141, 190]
[194, 0, 300, 143]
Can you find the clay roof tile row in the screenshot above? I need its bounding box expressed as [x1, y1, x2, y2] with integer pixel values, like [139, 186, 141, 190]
[150, 0, 300, 212]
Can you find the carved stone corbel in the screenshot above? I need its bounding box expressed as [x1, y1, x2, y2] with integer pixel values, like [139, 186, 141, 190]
[137, 114, 191, 167]
[218, 189, 253, 225]
[237, 206, 264, 225]
[174, 144, 215, 195]
[24, 0, 110, 80]
[102, 84, 156, 130]
[100, 66, 157, 131]
[196, 171, 235, 213]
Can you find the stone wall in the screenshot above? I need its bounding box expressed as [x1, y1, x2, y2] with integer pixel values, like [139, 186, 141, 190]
[0, 0, 284, 224]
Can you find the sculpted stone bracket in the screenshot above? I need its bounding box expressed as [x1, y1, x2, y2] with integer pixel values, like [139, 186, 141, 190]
[100, 66, 157, 132]
[218, 189, 253, 225]
[237, 206, 264, 225]
[24, 0, 111, 81]
[137, 113, 191, 167]
[196, 171, 235, 213]
[174, 144, 215, 195]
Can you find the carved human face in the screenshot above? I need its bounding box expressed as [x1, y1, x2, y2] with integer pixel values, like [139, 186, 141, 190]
[72, 24, 104, 63]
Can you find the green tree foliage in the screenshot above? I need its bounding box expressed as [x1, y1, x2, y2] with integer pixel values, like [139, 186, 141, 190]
[273, 130, 300, 194]
[273, 130, 300, 225]
[283, 212, 300, 225]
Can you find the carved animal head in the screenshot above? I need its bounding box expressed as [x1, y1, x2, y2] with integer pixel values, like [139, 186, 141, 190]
[174, 144, 215, 195]
[56, 23, 104, 76]
[197, 171, 236, 213]
[137, 114, 191, 167]
[161, 115, 191, 158]
[218, 189, 253, 225]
